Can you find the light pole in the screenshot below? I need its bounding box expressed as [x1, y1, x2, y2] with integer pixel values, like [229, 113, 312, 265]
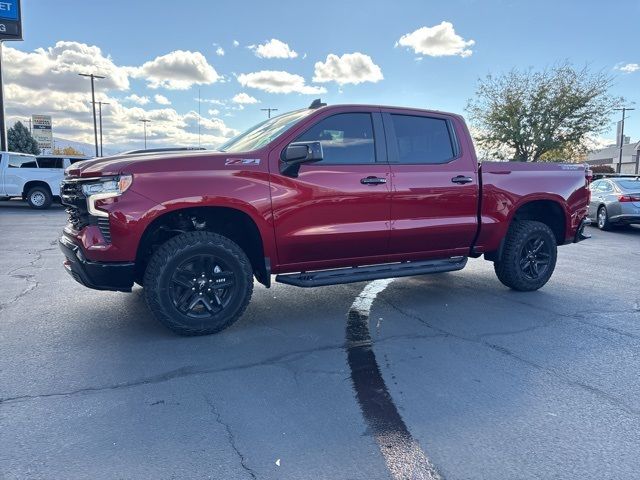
[79, 73, 105, 157]
[139, 119, 150, 150]
[614, 107, 635, 173]
[261, 107, 278, 118]
[93, 101, 110, 157]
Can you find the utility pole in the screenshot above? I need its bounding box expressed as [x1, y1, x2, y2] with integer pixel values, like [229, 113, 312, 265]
[79, 73, 105, 157]
[90, 101, 110, 157]
[0, 42, 7, 151]
[261, 107, 278, 119]
[139, 118, 150, 150]
[614, 107, 635, 173]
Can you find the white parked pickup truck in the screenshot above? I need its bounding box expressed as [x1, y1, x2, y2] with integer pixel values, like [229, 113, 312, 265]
[0, 152, 89, 209]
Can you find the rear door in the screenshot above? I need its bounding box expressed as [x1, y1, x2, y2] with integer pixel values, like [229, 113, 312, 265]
[383, 110, 479, 259]
[270, 109, 392, 269]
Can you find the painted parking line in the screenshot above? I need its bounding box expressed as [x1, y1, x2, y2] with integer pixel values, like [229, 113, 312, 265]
[346, 279, 442, 480]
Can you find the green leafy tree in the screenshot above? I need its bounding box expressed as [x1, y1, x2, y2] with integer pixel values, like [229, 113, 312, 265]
[8, 121, 41, 155]
[466, 63, 622, 162]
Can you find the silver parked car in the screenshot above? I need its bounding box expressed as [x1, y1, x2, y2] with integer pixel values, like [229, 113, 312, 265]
[588, 177, 640, 230]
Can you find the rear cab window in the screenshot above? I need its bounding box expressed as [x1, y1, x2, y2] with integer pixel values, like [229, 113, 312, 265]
[37, 157, 64, 169]
[386, 114, 457, 164]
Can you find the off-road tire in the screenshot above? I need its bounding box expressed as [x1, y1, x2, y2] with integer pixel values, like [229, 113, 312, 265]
[144, 231, 253, 336]
[494, 220, 557, 292]
[26, 186, 52, 209]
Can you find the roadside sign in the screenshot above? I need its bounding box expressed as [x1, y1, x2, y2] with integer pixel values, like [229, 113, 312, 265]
[32, 114, 53, 149]
[0, 0, 21, 40]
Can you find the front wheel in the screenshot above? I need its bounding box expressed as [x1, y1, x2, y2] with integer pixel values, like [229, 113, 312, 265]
[494, 220, 557, 292]
[144, 231, 253, 336]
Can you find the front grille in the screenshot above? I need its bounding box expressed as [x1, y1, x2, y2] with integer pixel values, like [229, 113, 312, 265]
[60, 178, 112, 244]
[61, 180, 90, 230]
[97, 217, 112, 243]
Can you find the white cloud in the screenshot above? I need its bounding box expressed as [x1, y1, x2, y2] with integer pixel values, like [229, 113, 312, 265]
[2, 42, 236, 150]
[154, 94, 171, 105]
[313, 52, 383, 85]
[125, 94, 150, 105]
[232, 92, 259, 104]
[208, 108, 220, 116]
[237, 70, 326, 94]
[396, 22, 475, 57]
[250, 39, 298, 59]
[617, 63, 639, 73]
[233, 40, 240, 47]
[2, 41, 130, 93]
[215, 46, 225, 56]
[132, 50, 220, 90]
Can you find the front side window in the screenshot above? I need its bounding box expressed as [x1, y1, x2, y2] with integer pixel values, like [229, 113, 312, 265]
[295, 113, 376, 164]
[8, 155, 38, 168]
[390, 114, 455, 164]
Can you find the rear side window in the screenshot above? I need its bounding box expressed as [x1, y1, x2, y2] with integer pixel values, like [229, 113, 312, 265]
[295, 113, 376, 164]
[617, 180, 640, 190]
[37, 157, 64, 169]
[390, 114, 455, 164]
[8, 155, 38, 168]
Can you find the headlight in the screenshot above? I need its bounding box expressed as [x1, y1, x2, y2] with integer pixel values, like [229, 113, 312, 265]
[82, 175, 133, 196]
[83, 175, 133, 217]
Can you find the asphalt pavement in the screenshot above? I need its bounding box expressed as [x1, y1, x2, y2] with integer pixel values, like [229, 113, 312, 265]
[1, 199, 639, 480]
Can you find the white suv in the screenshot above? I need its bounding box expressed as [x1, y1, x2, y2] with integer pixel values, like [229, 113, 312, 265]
[0, 152, 88, 209]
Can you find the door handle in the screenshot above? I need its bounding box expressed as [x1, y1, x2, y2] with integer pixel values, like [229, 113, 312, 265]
[451, 175, 473, 185]
[360, 176, 387, 185]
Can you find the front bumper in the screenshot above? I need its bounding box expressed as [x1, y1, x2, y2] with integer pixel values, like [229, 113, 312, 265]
[59, 234, 134, 292]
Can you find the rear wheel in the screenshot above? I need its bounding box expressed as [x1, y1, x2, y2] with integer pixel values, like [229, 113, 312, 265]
[597, 206, 612, 231]
[26, 186, 52, 209]
[144, 231, 253, 336]
[494, 220, 557, 291]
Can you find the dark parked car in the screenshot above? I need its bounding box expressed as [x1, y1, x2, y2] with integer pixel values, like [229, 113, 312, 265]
[588, 177, 640, 230]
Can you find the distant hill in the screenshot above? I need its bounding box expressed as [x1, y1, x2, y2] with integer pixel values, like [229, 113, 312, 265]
[50, 137, 118, 157]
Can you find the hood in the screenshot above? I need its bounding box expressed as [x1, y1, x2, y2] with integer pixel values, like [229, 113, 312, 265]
[65, 150, 224, 178]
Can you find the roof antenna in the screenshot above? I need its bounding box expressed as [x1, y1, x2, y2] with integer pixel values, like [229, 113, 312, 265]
[309, 98, 327, 109]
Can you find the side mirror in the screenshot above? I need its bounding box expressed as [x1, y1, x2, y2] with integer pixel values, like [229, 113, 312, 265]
[280, 141, 323, 177]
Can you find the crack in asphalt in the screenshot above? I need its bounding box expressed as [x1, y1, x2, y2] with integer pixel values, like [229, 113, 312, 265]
[381, 298, 640, 417]
[203, 395, 258, 479]
[0, 331, 448, 406]
[0, 245, 57, 312]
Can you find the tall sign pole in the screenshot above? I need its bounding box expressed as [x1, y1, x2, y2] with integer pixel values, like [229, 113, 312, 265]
[0, 0, 23, 152]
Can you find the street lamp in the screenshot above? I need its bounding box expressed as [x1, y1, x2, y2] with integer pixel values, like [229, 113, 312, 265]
[79, 73, 106, 157]
[261, 107, 278, 119]
[139, 118, 151, 150]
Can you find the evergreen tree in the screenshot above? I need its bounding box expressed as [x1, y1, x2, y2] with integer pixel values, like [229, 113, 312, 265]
[7, 121, 41, 155]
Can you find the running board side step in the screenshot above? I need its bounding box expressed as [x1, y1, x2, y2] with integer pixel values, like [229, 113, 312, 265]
[275, 257, 468, 288]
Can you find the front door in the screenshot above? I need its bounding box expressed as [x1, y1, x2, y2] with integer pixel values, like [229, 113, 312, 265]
[270, 110, 392, 270]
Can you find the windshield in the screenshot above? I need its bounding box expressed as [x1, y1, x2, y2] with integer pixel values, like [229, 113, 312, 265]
[219, 109, 313, 153]
[616, 179, 640, 191]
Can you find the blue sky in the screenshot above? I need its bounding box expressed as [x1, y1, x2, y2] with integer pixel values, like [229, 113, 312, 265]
[4, 0, 640, 152]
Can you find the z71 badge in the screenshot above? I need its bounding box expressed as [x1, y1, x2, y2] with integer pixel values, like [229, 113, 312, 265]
[225, 158, 261, 166]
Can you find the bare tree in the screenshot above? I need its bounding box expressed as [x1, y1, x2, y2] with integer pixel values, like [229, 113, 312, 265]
[466, 63, 622, 161]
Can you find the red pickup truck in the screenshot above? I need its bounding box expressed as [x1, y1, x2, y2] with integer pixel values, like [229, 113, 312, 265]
[60, 101, 591, 335]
